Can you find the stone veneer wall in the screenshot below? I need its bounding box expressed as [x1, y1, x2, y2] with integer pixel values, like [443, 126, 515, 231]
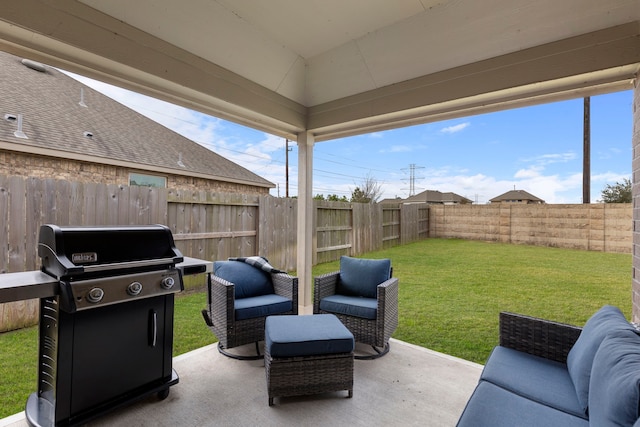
[633, 80, 640, 323]
[0, 151, 269, 195]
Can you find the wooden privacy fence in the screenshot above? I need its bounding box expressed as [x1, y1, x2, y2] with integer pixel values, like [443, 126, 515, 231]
[0, 176, 426, 332]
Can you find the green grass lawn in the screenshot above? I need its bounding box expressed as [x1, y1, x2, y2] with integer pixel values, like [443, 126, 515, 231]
[0, 238, 632, 418]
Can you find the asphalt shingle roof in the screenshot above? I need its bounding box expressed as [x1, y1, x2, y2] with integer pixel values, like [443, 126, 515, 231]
[0, 52, 273, 188]
[401, 190, 472, 204]
[490, 189, 544, 202]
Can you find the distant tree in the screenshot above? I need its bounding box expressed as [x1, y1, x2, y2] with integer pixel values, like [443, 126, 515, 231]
[600, 178, 632, 203]
[350, 174, 383, 203]
[350, 187, 370, 203]
[327, 194, 348, 202]
[314, 194, 349, 202]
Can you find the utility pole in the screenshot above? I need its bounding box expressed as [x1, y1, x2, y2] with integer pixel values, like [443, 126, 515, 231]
[583, 97, 591, 204]
[285, 139, 293, 198]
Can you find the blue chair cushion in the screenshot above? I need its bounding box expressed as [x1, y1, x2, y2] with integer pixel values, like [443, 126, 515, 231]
[566, 305, 633, 413]
[319, 294, 377, 320]
[589, 329, 640, 426]
[337, 256, 391, 298]
[214, 260, 274, 299]
[480, 346, 585, 418]
[265, 314, 355, 358]
[457, 381, 589, 427]
[234, 294, 292, 320]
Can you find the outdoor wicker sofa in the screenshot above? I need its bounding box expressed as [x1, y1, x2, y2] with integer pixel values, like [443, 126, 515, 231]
[313, 256, 398, 359]
[201, 257, 298, 360]
[457, 306, 640, 426]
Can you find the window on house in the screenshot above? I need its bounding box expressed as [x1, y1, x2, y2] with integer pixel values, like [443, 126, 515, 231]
[129, 173, 166, 188]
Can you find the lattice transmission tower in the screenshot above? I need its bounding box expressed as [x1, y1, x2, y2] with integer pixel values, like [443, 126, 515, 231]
[401, 163, 424, 196]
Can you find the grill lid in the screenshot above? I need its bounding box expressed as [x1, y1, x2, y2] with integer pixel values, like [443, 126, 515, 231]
[38, 224, 183, 279]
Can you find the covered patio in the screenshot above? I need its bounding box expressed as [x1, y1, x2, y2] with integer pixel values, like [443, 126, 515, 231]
[0, 1, 639, 425]
[1, 340, 482, 426]
[0, 0, 638, 318]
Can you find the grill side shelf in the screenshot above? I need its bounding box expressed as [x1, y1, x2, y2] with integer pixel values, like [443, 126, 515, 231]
[0, 271, 59, 304]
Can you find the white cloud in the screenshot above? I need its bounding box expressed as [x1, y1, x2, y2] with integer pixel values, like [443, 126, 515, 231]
[381, 145, 412, 153]
[440, 122, 470, 134]
[521, 152, 576, 165]
[514, 166, 543, 179]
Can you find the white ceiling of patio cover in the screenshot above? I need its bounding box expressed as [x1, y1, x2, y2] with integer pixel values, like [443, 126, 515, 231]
[81, 0, 638, 106]
[0, 0, 638, 140]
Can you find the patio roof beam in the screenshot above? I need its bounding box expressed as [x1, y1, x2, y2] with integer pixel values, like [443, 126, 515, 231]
[308, 21, 640, 141]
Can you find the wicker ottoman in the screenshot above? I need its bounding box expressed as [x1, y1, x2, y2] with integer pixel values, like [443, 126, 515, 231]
[264, 314, 355, 406]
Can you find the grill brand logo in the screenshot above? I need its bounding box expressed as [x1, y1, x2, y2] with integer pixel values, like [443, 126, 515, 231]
[72, 252, 98, 263]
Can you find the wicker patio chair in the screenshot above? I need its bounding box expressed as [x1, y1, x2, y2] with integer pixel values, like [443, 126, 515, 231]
[314, 256, 398, 359]
[201, 257, 298, 360]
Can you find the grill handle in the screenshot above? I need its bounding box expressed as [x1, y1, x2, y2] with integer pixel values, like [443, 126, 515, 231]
[82, 258, 179, 273]
[149, 310, 157, 347]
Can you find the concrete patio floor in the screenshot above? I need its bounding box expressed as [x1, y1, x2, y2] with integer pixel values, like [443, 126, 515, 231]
[1, 339, 482, 427]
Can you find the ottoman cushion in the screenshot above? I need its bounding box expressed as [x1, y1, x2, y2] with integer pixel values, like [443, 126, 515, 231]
[265, 314, 354, 358]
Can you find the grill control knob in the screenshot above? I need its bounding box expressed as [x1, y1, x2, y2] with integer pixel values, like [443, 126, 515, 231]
[86, 287, 104, 303]
[127, 281, 143, 296]
[161, 276, 175, 290]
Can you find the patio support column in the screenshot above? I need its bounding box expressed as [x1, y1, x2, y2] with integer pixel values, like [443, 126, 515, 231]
[633, 77, 640, 323]
[296, 131, 314, 314]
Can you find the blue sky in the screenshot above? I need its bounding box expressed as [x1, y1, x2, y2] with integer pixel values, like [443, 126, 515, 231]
[69, 72, 633, 204]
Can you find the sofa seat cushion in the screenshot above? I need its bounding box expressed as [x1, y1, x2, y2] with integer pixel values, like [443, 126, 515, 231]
[589, 329, 640, 426]
[214, 260, 274, 299]
[337, 256, 391, 298]
[480, 346, 585, 419]
[319, 294, 377, 320]
[234, 294, 292, 321]
[264, 314, 355, 358]
[566, 305, 633, 413]
[456, 381, 589, 427]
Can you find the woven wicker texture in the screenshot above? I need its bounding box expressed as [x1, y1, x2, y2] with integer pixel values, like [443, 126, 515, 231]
[265, 347, 353, 405]
[499, 312, 582, 363]
[313, 271, 398, 348]
[203, 272, 298, 349]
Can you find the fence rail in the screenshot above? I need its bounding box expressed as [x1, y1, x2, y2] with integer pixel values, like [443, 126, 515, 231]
[0, 174, 632, 332]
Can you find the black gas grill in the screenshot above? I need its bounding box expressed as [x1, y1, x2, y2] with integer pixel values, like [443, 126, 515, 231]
[26, 224, 185, 427]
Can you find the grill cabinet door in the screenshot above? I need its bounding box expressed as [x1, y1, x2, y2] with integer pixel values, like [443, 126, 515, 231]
[67, 295, 172, 417]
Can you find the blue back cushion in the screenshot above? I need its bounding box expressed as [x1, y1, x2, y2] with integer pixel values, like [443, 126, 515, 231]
[337, 256, 391, 299]
[214, 260, 274, 299]
[589, 329, 640, 426]
[566, 305, 633, 413]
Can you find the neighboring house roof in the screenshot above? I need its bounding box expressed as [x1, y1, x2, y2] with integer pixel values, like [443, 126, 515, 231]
[490, 189, 545, 203]
[381, 190, 472, 205]
[402, 190, 472, 204]
[0, 52, 273, 189]
[379, 197, 404, 204]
